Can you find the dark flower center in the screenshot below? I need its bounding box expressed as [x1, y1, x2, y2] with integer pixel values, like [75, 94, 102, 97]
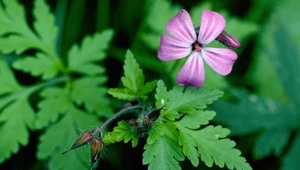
[192, 41, 202, 52]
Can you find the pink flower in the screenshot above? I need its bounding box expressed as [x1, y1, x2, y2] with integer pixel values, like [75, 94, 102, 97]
[158, 9, 239, 87]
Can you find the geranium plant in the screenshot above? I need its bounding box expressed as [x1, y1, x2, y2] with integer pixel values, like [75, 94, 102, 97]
[2, 0, 299, 170]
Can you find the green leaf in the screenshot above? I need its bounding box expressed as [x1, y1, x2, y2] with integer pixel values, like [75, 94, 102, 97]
[71, 76, 111, 115]
[147, 83, 251, 169]
[143, 135, 184, 170]
[0, 0, 28, 35]
[35, 87, 70, 129]
[0, 97, 34, 163]
[0, 59, 21, 94]
[178, 127, 199, 167]
[146, 121, 167, 145]
[163, 86, 223, 120]
[102, 121, 139, 147]
[0, 36, 37, 54]
[67, 29, 114, 75]
[33, 0, 58, 49]
[122, 50, 145, 92]
[0, 0, 58, 54]
[0, 59, 35, 163]
[37, 106, 101, 170]
[139, 80, 158, 97]
[108, 50, 157, 101]
[1, 0, 26, 24]
[144, 120, 184, 170]
[154, 80, 169, 108]
[13, 53, 60, 79]
[107, 88, 137, 101]
[282, 132, 300, 170]
[176, 111, 215, 167]
[253, 129, 290, 160]
[177, 123, 252, 170]
[213, 89, 299, 135]
[177, 110, 216, 129]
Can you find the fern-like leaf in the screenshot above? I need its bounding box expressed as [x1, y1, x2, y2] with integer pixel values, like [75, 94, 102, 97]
[102, 121, 139, 147]
[0, 59, 35, 163]
[67, 29, 114, 75]
[108, 50, 157, 101]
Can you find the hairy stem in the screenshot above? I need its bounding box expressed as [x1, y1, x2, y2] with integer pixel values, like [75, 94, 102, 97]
[96, 105, 144, 137]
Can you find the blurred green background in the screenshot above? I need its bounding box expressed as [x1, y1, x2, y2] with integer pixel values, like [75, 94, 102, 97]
[0, 0, 300, 169]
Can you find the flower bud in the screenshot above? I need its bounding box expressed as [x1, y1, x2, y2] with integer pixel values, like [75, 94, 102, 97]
[62, 131, 93, 154]
[216, 31, 241, 48]
[91, 138, 104, 164]
[147, 107, 162, 121]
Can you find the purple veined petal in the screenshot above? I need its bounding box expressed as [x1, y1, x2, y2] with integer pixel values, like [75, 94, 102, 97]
[176, 52, 205, 87]
[201, 47, 237, 75]
[158, 34, 192, 61]
[166, 9, 197, 44]
[198, 9, 226, 44]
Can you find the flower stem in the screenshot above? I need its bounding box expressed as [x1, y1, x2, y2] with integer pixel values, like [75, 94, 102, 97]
[96, 105, 144, 137]
[0, 76, 69, 109]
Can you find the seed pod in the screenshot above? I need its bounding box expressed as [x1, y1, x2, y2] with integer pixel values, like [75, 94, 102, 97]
[63, 131, 93, 154]
[148, 107, 163, 121]
[91, 138, 104, 164]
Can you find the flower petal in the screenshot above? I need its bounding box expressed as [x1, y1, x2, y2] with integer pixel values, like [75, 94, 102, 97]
[166, 9, 197, 44]
[176, 52, 205, 87]
[198, 9, 226, 44]
[158, 34, 192, 61]
[201, 48, 237, 75]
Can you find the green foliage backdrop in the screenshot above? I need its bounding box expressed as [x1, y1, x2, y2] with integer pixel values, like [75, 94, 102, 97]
[0, 0, 299, 170]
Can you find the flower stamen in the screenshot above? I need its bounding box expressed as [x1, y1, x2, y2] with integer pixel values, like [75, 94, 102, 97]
[192, 42, 202, 52]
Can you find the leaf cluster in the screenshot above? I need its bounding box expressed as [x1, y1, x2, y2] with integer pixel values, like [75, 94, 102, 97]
[108, 50, 157, 101]
[103, 52, 252, 170]
[0, 0, 114, 169]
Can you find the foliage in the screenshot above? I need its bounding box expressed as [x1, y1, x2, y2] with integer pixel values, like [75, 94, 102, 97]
[103, 52, 251, 169]
[102, 121, 139, 147]
[213, 1, 300, 170]
[0, 0, 113, 169]
[0, 0, 299, 169]
[141, 81, 251, 170]
[108, 50, 157, 101]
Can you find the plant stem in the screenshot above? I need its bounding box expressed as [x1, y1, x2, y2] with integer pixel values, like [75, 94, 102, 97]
[96, 105, 144, 137]
[0, 76, 69, 108]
